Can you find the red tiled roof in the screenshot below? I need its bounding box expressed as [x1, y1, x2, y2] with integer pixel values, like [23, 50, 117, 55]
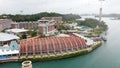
[19, 37, 87, 56]
[0, 19, 12, 24]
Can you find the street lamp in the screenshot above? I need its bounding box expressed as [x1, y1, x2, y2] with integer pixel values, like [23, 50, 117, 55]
[99, 0, 105, 22]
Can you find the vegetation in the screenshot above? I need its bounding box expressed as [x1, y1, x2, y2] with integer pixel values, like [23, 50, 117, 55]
[92, 28, 103, 35]
[92, 42, 102, 50]
[29, 31, 37, 37]
[18, 49, 88, 62]
[77, 18, 108, 31]
[0, 12, 81, 22]
[28, 31, 37, 37]
[62, 14, 81, 22]
[55, 23, 70, 32]
[27, 28, 38, 37]
[21, 34, 27, 39]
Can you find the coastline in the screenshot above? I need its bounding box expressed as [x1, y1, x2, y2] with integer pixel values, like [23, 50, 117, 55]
[0, 41, 102, 63]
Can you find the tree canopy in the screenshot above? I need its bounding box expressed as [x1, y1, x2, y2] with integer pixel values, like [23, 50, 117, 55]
[0, 12, 81, 22]
[77, 18, 108, 30]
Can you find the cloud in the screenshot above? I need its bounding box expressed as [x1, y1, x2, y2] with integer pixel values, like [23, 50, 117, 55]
[0, 0, 120, 14]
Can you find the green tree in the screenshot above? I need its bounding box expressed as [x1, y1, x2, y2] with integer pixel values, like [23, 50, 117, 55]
[77, 18, 108, 31]
[21, 34, 27, 39]
[28, 31, 37, 37]
[0, 12, 81, 22]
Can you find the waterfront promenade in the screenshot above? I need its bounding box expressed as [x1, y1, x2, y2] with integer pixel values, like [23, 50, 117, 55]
[0, 41, 101, 63]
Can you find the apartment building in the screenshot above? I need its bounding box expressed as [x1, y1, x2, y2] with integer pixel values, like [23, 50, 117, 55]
[38, 20, 56, 35]
[11, 22, 39, 29]
[11, 17, 61, 35]
[0, 19, 12, 31]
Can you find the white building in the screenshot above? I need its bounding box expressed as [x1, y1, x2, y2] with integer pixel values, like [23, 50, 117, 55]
[0, 33, 19, 56]
[5, 28, 28, 34]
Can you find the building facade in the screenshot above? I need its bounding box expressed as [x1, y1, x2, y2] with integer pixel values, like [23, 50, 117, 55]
[19, 36, 87, 57]
[38, 20, 56, 35]
[0, 19, 13, 31]
[11, 17, 61, 35]
[11, 20, 56, 35]
[11, 22, 39, 29]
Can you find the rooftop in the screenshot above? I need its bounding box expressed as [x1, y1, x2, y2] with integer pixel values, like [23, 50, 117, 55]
[73, 33, 94, 45]
[5, 28, 28, 34]
[0, 40, 19, 55]
[19, 36, 87, 56]
[56, 34, 70, 37]
[0, 33, 19, 41]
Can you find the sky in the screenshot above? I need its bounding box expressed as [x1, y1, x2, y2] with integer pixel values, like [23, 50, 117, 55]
[0, 0, 120, 15]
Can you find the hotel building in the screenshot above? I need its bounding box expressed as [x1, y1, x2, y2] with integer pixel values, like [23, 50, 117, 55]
[11, 21, 38, 29]
[38, 20, 56, 35]
[0, 19, 13, 31]
[11, 17, 58, 35]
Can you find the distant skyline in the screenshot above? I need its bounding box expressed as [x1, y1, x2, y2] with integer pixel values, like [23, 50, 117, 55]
[0, 0, 120, 15]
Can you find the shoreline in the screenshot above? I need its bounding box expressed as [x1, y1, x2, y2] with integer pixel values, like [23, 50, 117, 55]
[0, 41, 102, 63]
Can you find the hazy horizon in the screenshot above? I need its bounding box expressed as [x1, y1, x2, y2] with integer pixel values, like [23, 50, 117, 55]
[0, 0, 120, 15]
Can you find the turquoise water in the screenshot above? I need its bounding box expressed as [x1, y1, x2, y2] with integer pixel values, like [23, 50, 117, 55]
[1, 18, 120, 68]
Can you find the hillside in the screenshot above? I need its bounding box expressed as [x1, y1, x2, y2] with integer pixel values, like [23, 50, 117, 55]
[0, 12, 81, 22]
[77, 18, 108, 31]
